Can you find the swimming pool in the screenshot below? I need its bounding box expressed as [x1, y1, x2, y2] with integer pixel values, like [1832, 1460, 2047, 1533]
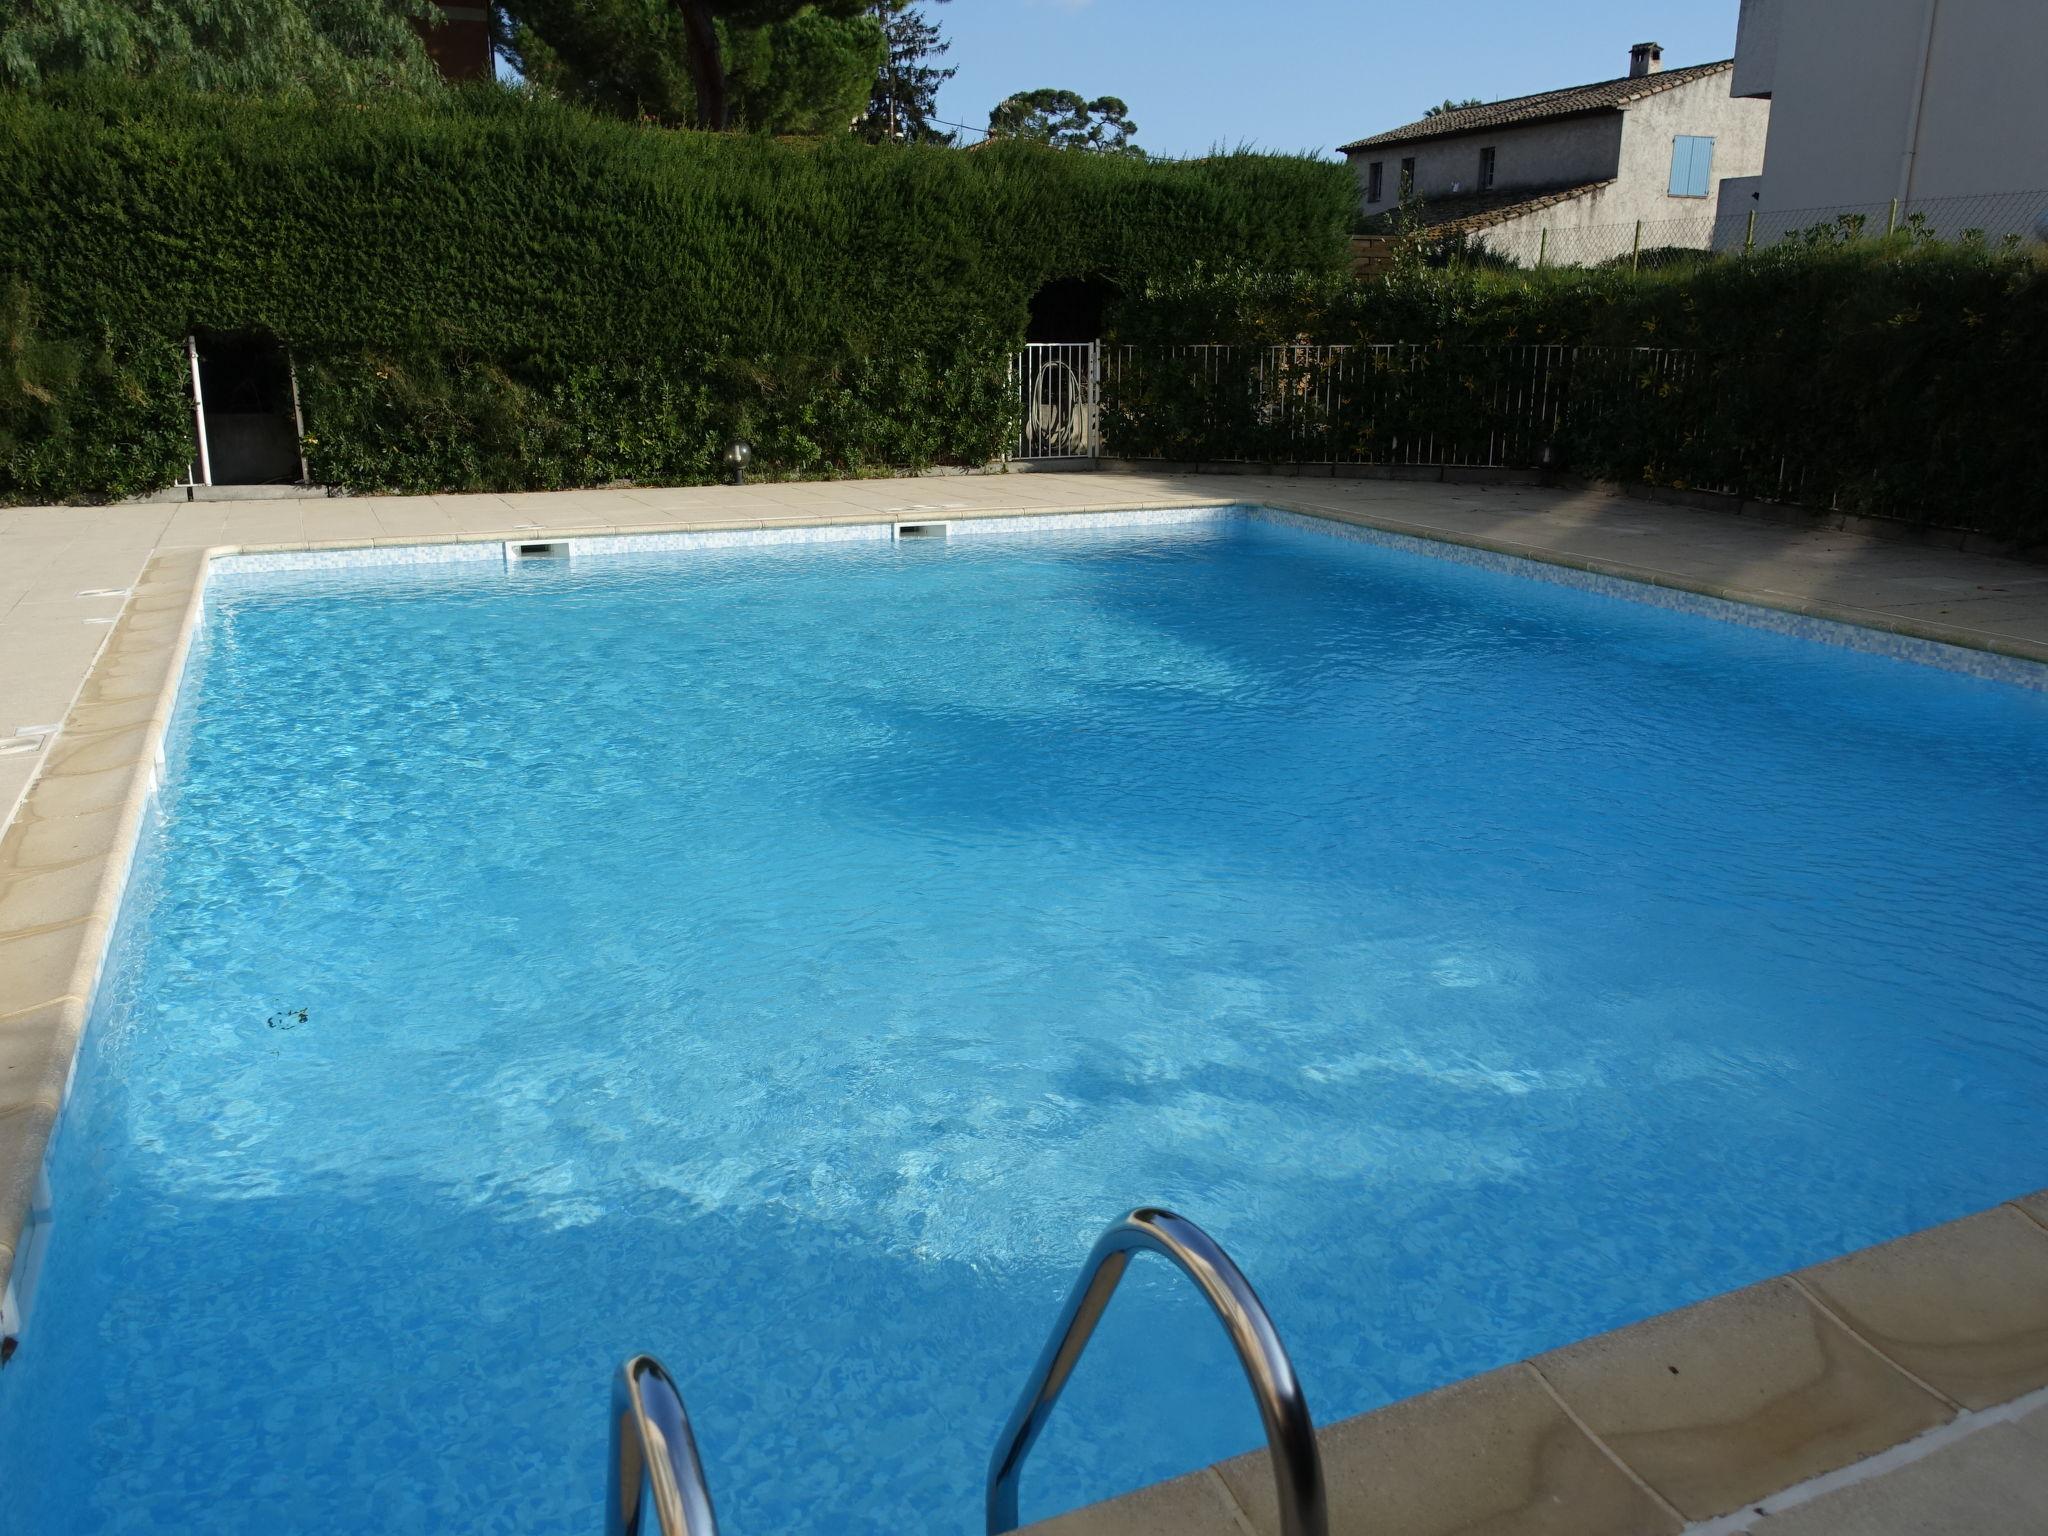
[4, 505, 2047, 1536]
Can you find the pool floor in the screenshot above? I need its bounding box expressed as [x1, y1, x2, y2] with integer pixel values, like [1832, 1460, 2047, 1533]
[4, 510, 2047, 1535]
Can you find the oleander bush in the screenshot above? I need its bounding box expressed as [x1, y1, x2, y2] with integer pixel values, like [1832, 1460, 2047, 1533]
[0, 77, 1354, 501]
[1104, 238, 2048, 540]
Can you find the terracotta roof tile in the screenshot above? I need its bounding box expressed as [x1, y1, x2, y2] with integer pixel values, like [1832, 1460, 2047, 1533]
[1339, 61, 1733, 153]
[1360, 180, 1614, 236]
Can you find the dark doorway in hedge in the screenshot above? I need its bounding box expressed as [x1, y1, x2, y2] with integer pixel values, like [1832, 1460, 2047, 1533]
[1027, 276, 1117, 343]
[195, 332, 304, 485]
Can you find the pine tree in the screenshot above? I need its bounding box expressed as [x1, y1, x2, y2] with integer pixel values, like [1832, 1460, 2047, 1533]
[499, 0, 881, 132]
[657, 0, 870, 131]
[988, 89, 1140, 155]
[857, 0, 953, 144]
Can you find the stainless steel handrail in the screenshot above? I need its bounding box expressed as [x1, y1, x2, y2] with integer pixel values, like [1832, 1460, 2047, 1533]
[608, 1355, 722, 1536]
[985, 1207, 1328, 1536]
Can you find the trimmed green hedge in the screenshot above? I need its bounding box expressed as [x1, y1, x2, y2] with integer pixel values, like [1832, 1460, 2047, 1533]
[2, 281, 194, 501]
[1105, 243, 2048, 540]
[0, 80, 1354, 501]
[12, 82, 2040, 537]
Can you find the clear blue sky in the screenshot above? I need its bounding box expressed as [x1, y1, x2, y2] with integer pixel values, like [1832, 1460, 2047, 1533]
[931, 0, 1742, 158]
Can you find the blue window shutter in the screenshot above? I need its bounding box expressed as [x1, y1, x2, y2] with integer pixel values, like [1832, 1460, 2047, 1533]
[1689, 137, 1715, 196]
[1669, 136, 1716, 197]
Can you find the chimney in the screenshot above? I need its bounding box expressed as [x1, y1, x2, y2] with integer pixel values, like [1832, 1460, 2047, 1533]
[1629, 42, 1664, 78]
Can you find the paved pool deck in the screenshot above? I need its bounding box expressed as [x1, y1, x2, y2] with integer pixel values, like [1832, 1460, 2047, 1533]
[3, 469, 2048, 1535]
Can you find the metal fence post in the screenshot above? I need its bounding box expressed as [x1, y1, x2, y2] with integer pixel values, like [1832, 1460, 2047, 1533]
[185, 334, 212, 487]
[287, 350, 310, 486]
[1886, 198, 1899, 236]
[1538, 228, 1549, 268]
[1631, 220, 1643, 272]
[1087, 341, 1101, 459]
[1745, 209, 1757, 254]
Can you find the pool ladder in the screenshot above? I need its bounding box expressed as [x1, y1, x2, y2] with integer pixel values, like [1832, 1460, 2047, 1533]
[607, 1206, 1328, 1536]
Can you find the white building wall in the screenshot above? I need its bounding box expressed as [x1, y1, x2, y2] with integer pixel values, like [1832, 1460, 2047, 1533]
[1737, 0, 2048, 216]
[1348, 70, 1768, 261]
[1433, 76, 1769, 267]
[1351, 115, 1623, 217]
[1730, 0, 1782, 99]
[1466, 174, 1731, 268]
[1611, 78, 1770, 240]
[1910, 2, 2048, 202]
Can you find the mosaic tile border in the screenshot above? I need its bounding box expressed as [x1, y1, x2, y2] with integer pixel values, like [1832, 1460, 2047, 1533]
[210, 505, 2048, 692]
[566, 522, 891, 556]
[211, 505, 1238, 577]
[932, 505, 1236, 538]
[212, 540, 507, 575]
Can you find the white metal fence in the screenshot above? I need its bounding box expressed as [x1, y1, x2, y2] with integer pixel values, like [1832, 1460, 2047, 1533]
[1089, 339, 1836, 506]
[1010, 343, 1099, 459]
[1098, 342, 1575, 469]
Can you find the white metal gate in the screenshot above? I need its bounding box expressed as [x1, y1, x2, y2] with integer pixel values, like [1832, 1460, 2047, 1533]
[1011, 342, 1099, 460]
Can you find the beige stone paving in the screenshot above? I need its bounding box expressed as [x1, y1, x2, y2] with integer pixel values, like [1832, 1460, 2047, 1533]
[1742, 1401, 2048, 1536]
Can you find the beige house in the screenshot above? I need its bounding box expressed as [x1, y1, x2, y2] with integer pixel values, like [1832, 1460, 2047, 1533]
[1340, 45, 1770, 266]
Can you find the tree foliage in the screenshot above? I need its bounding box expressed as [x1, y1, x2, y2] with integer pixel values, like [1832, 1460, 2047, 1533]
[656, 0, 870, 129]
[499, 0, 880, 132]
[857, 0, 952, 143]
[0, 0, 443, 94]
[1421, 96, 1484, 117]
[497, 0, 696, 122]
[988, 87, 1138, 153]
[721, 5, 879, 134]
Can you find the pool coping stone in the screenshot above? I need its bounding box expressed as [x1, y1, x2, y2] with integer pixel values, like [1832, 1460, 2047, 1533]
[1022, 1198, 2048, 1536]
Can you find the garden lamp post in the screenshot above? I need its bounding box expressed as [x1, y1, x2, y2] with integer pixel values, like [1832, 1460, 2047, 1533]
[726, 440, 753, 486]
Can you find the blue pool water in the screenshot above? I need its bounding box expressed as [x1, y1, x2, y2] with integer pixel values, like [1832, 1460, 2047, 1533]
[5, 508, 2048, 1536]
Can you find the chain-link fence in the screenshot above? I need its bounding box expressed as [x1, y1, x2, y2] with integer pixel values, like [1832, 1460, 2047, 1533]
[1383, 187, 2048, 272]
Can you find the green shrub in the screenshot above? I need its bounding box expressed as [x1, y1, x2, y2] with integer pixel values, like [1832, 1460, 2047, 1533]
[0, 79, 1353, 501]
[1105, 241, 2048, 540]
[1, 280, 192, 502]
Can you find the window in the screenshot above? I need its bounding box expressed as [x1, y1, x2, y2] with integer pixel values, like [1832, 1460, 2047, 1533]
[1368, 160, 1384, 203]
[1668, 135, 1715, 198]
[1479, 146, 1497, 190]
[1399, 157, 1416, 196]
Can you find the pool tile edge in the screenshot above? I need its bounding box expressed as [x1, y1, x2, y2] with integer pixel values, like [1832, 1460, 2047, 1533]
[192, 501, 2048, 679]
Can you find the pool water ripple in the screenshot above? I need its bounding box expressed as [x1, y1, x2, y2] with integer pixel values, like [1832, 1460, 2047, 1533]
[3, 515, 2046, 1535]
